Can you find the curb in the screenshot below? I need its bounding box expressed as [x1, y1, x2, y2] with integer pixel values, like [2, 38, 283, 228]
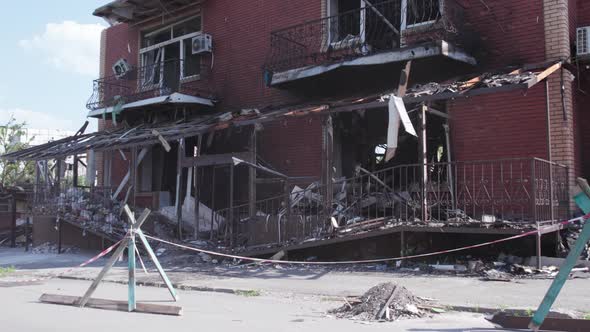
[57, 275, 242, 294]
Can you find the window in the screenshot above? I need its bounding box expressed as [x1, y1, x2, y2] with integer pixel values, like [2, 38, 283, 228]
[403, 0, 441, 29]
[139, 15, 203, 89]
[182, 38, 201, 77]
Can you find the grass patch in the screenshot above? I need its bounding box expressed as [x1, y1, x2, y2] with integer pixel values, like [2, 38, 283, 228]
[235, 289, 261, 297]
[0, 266, 16, 278]
[583, 313, 590, 320]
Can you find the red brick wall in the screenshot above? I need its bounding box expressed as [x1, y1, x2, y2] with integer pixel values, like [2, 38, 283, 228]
[578, 0, 590, 26]
[578, 1, 590, 178]
[99, 1, 325, 183]
[461, 0, 546, 67]
[258, 115, 323, 177]
[449, 85, 549, 161]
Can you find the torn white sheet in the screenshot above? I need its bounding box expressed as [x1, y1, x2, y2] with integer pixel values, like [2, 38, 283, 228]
[386, 95, 418, 162]
[159, 196, 222, 233]
[386, 97, 401, 162]
[392, 95, 417, 136]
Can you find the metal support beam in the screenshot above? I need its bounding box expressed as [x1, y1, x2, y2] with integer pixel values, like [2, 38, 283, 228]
[248, 127, 257, 217]
[194, 134, 202, 240]
[10, 197, 16, 248]
[419, 104, 428, 222]
[175, 139, 185, 239]
[229, 164, 235, 248]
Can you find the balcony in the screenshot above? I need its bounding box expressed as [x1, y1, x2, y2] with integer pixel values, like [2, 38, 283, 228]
[86, 59, 215, 115]
[211, 158, 570, 250]
[264, 0, 474, 86]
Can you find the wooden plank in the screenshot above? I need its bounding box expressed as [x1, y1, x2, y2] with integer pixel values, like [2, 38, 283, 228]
[112, 148, 148, 200]
[78, 238, 130, 307]
[152, 129, 171, 152]
[40, 294, 182, 316]
[525, 62, 562, 89]
[136, 230, 178, 301]
[128, 235, 136, 312]
[529, 178, 590, 330]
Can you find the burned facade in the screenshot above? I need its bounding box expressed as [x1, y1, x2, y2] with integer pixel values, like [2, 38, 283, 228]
[3, 0, 590, 263]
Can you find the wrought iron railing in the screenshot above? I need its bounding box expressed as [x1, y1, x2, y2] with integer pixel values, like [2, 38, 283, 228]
[264, 0, 465, 73]
[213, 158, 569, 249]
[30, 181, 127, 238]
[86, 59, 213, 111]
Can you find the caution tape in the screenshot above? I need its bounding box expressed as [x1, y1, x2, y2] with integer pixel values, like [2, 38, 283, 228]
[142, 214, 589, 265]
[7, 238, 124, 284]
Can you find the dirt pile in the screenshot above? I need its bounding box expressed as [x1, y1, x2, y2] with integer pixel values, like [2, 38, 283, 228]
[330, 282, 427, 321]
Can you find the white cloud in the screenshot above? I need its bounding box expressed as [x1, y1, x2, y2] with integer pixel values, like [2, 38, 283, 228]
[0, 108, 77, 131]
[19, 21, 106, 77]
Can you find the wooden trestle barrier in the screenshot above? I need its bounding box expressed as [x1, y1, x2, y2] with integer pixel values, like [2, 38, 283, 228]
[39, 206, 182, 316]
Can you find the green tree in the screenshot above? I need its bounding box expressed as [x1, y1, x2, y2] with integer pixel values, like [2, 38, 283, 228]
[0, 117, 35, 187]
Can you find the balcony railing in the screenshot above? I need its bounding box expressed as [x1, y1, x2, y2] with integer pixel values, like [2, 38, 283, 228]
[264, 0, 465, 73]
[87, 59, 213, 111]
[211, 158, 569, 249]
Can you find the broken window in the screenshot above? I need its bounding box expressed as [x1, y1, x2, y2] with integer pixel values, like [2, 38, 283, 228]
[328, 0, 363, 45]
[139, 15, 203, 90]
[404, 0, 441, 28]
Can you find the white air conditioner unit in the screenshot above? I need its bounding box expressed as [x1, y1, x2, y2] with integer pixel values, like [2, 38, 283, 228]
[112, 58, 132, 78]
[577, 27, 590, 57]
[192, 34, 213, 54]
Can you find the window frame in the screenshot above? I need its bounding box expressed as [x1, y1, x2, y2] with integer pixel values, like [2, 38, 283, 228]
[401, 0, 442, 31]
[139, 15, 203, 89]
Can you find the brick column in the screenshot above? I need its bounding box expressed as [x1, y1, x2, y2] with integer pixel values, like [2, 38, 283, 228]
[95, 29, 108, 187]
[544, 0, 575, 209]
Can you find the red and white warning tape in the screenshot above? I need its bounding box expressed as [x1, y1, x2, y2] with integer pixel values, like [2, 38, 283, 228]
[9, 215, 587, 285]
[142, 214, 589, 266]
[6, 238, 124, 284]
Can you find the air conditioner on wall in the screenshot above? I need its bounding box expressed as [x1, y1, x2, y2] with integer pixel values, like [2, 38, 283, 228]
[577, 27, 590, 57]
[192, 34, 213, 54]
[112, 58, 132, 78]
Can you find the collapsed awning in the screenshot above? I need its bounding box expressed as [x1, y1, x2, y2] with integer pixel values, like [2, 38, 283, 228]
[87, 92, 215, 118]
[94, 0, 204, 24]
[1, 61, 565, 161]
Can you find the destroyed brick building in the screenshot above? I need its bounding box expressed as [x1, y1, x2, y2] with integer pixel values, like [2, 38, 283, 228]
[3, 0, 590, 263]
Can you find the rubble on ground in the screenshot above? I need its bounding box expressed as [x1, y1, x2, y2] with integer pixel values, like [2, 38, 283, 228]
[35, 188, 127, 239]
[562, 223, 590, 260]
[31, 242, 79, 254]
[330, 282, 429, 321]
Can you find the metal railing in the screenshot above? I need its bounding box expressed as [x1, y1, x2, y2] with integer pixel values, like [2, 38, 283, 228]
[264, 0, 464, 72]
[30, 182, 127, 238]
[213, 158, 569, 249]
[86, 59, 213, 111]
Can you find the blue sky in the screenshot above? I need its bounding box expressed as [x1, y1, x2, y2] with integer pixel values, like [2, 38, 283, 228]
[0, 1, 109, 132]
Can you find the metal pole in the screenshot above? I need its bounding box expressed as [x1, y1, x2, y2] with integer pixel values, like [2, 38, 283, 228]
[194, 134, 202, 240]
[175, 140, 184, 239]
[24, 216, 29, 252]
[10, 197, 16, 248]
[58, 218, 62, 254]
[420, 104, 428, 222]
[545, 80, 555, 223]
[229, 164, 234, 248]
[210, 167, 216, 241]
[443, 123, 455, 210]
[73, 155, 79, 188]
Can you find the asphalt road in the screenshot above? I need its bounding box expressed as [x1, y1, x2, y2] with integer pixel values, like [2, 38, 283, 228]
[0, 278, 511, 332]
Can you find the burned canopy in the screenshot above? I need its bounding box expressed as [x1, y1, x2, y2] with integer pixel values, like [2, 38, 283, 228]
[1, 60, 564, 162]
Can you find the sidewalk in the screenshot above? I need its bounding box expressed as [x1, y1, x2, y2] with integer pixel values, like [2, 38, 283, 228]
[2, 248, 589, 314]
